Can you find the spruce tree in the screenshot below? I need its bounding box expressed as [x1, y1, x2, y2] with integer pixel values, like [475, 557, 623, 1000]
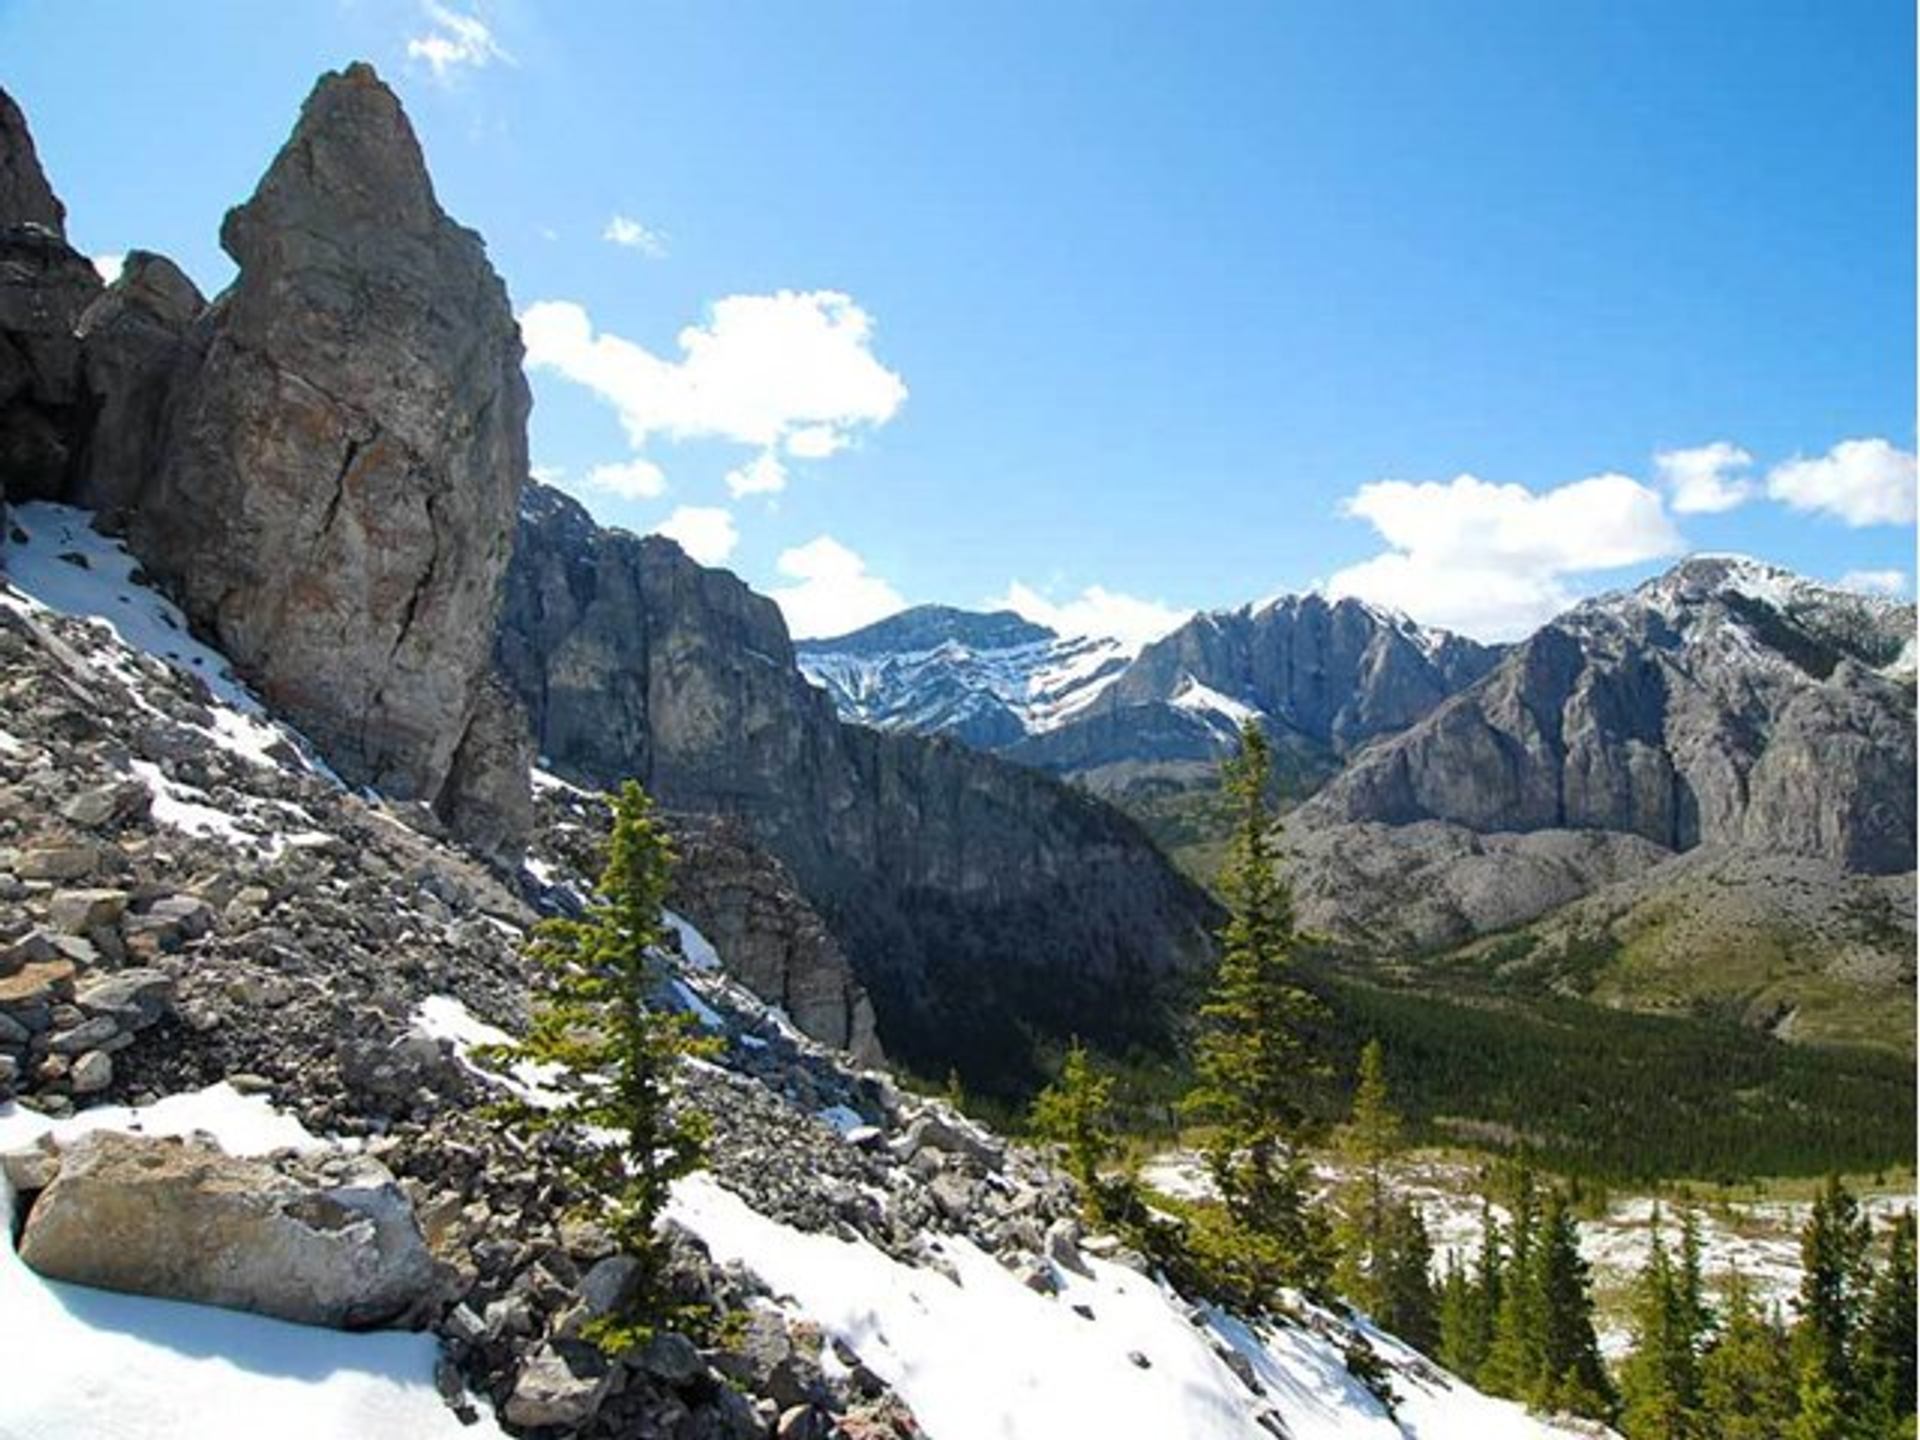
[1531, 1186, 1613, 1418]
[1856, 1209, 1916, 1439]
[1378, 1197, 1439, 1354]
[1699, 1269, 1794, 1440]
[1437, 1249, 1486, 1380]
[1334, 1038, 1403, 1317]
[1793, 1174, 1873, 1422]
[1481, 1164, 1543, 1398]
[1181, 719, 1331, 1297]
[1030, 1038, 1118, 1210]
[1619, 1209, 1702, 1439]
[494, 779, 715, 1348]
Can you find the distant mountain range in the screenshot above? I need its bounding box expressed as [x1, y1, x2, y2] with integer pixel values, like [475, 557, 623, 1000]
[796, 558, 1918, 1053]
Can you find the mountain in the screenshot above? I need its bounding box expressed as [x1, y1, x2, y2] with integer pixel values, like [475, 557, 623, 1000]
[1007, 594, 1502, 801]
[497, 484, 1219, 1087]
[1284, 555, 1917, 1046]
[794, 605, 1130, 749]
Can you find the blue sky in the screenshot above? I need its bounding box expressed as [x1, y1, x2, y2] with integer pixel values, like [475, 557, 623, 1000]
[5, 0, 1913, 641]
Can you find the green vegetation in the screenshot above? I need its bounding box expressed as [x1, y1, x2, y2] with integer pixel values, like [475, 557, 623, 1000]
[1614, 1180, 1916, 1440]
[1310, 965, 1915, 1183]
[1332, 1040, 1437, 1351]
[1028, 1039, 1118, 1211]
[489, 780, 717, 1349]
[1179, 721, 1333, 1300]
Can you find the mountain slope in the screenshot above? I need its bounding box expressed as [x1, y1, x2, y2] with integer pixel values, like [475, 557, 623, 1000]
[497, 483, 1220, 1088]
[795, 605, 1129, 749]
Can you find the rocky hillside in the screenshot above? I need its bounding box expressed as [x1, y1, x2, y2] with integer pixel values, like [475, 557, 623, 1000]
[794, 605, 1129, 750]
[1005, 594, 1500, 801]
[0, 463, 1591, 1440]
[498, 484, 1218, 1086]
[1282, 557, 1916, 1046]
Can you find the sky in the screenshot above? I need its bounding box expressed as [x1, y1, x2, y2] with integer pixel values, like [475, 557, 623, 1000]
[4, 0, 1914, 643]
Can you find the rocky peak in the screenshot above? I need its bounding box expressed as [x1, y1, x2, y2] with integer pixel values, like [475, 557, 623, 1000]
[0, 86, 66, 236]
[128, 63, 531, 857]
[798, 604, 1058, 657]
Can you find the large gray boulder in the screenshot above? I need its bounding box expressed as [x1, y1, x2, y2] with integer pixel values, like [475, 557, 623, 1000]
[0, 85, 101, 513]
[73, 250, 205, 526]
[132, 63, 530, 853]
[18, 1130, 437, 1329]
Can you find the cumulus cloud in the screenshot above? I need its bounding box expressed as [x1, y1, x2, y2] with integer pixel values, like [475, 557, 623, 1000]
[585, 458, 667, 500]
[1837, 568, 1909, 597]
[1656, 441, 1754, 515]
[653, 506, 737, 565]
[1327, 472, 1685, 640]
[989, 581, 1190, 650]
[603, 215, 668, 259]
[768, 536, 906, 639]
[725, 451, 787, 499]
[1766, 438, 1917, 527]
[520, 291, 907, 456]
[406, 3, 512, 80]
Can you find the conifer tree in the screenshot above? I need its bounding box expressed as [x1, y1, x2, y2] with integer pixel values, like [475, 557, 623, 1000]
[1793, 1174, 1873, 1421]
[1619, 1209, 1702, 1439]
[1531, 1186, 1613, 1418]
[1699, 1269, 1794, 1440]
[1481, 1165, 1543, 1397]
[1181, 719, 1331, 1297]
[1334, 1039, 1402, 1315]
[1437, 1249, 1486, 1380]
[494, 779, 714, 1348]
[1378, 1197, 1439, 1354]
[1856, 1209, 1916, 1439]
[1030, 1038, 1118, 1209]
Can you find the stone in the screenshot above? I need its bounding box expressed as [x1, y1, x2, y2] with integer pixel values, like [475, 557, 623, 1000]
[59, 780, 151, 830]
[75, 968, 173, 1028]
[0, 928, 56, 973]
[503, 1342, 614, 1429]
[630, 1330, 704, 1386]
[47, 888, 129, 933]
[146, 894, 215, 938]
[0, 86, 66, 233]
[0, 1138, 58, 1191]
[134, 63, 530, 854]
[49, 1015, 120, 1054]
[776, 1405, 834, 1440]
[579, 1253, 643, 1318]
[14, 845, 97, 882]
[67, 1047, 111, 1093]
[19, 1131, 436, 1328]
[0, 958, 76, 1007]
[928, 1170, 973, 1221]
[1045, 1217, 1090, 1277]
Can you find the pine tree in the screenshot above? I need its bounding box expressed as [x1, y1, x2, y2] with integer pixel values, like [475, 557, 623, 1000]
[1531, 1186, 1613, 1418]
[1181, 719, 1331, 1298]
[493, 780, 715, 1348]
[1699, 1270, 1794, 1440]
[1030, 1039, 1118, 1209]
[1481, 1165, 1543, 1398]
[1856, 1209, 1916, 1440]
[1378, 1197, 1439, 1355]
[1334, 1038, 1404, 1317]
[1793, 1174, 1873, 1423]
[1619, 1209, 1702, 1439]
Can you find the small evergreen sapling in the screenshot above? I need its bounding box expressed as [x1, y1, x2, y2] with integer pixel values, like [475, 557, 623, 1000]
[490, 779, 717, 1350]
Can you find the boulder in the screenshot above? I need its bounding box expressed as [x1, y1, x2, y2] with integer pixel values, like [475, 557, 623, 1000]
[504, 1342, 616, 1429]
[18, 1130, 437, 1329]
[134, 63, 530, 853]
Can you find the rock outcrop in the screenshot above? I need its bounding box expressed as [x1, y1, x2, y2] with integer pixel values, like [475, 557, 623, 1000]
[18, 1130, 438, 1329]
[499, 483, 1219, 1085]
[667, 815, 881, 1063]
[129, 64, 529, 853]
[0, 86, 101, 517]
[73, 250, 205, 525]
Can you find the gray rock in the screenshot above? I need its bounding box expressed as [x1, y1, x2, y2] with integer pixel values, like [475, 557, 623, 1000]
[631, 1330, 704, 1385]
[47, 888, 129, 933]
[1045, 1217, 1090, 1277]
[0, 87, 66, 234]
[504, 1342, 615, 1429]
[133, 63, 529, 854]
[75, 968, 174, 1029]
[14, 845, 97, 881]
[67, 1047, 111, 1092]
[579, 1253, 642, 1318]
[19, 1131, 436, 1328]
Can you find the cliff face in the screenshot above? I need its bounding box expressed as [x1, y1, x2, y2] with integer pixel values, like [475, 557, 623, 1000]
[500, 483, 1220, 1085]
[121, 65, 532, 854]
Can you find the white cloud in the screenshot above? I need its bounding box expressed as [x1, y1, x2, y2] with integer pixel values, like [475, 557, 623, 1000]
[989, 581, 1189, 650]
[653, 506, 738, 566]
[92, 253, 124, 286]
[786, 425, 846, 459]
[520, 291, 907, 456]
[529, 463, 564, 486]
[1766, 438, 1917, 527]
[725, 451, 788, 499]
[603, 215, 668, 259]
[1655, 441, 1754, 515]
[768, 536, 906, 639]
[1837, 568, 1909, 597]
[585, 458, 668, 500]
[1327, 471, 1686, 640]
[406, 3, 512, 80]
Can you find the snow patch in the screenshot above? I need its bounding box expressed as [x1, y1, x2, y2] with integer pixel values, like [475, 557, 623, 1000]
[665, 909, 722, 972]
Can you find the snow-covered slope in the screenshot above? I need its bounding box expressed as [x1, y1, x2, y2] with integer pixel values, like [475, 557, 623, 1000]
[794, 605, 1132, 748]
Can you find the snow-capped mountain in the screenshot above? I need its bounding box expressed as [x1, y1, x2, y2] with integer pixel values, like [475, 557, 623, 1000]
[794, 605, 1133, 749]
